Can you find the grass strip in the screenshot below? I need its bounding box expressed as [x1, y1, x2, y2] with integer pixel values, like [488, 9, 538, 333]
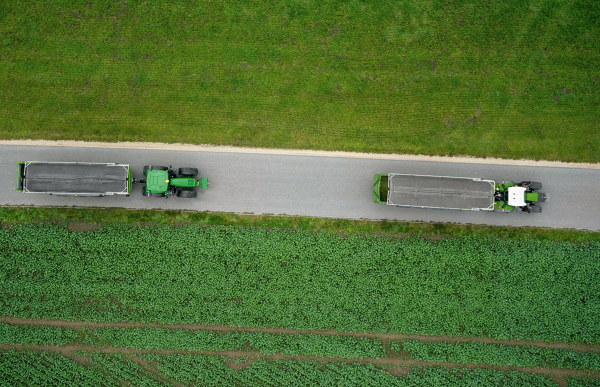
[1, 1, 599, 162]
[1, 206, 599, 242]
[1, 224, 599, 343]
[396, 339, 600, 371]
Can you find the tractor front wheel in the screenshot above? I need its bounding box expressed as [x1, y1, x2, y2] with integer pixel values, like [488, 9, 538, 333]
[177, 189, 197, 198]
[178, 168, 198, 177]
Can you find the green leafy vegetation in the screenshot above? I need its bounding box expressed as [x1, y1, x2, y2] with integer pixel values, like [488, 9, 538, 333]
[1, 224, 599, 343]
[0, 323, 386, 359]
[395, 339, 600, 370]
[1, 0, 598, 161]
[89, 327, 385, 359]
[0, 350, 562, 386]
[0, 350, 115, 386]
[140, 353, 559, 386]
[0, 323, 80, 346]
[2, 206, 599, 242]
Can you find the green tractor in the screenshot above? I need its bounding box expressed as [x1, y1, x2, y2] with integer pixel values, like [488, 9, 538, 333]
[137, 166, 208, 198]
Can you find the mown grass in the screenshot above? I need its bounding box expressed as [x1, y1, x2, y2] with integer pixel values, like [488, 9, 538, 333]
[0, 0, 599, 161]
[1, 206, 598, 242]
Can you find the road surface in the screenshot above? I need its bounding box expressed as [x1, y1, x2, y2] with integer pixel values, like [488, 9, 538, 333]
[2, 144, 599, 231]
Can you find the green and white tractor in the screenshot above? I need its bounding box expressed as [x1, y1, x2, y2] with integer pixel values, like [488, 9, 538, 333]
[493, 181, 547, 213]
[138, 166, 208, 198]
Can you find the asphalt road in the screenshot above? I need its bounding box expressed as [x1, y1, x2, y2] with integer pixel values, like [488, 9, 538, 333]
[2, 145, 599, 231]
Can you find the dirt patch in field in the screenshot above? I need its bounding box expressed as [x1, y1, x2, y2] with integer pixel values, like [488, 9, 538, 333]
[2, 316, 599, 354]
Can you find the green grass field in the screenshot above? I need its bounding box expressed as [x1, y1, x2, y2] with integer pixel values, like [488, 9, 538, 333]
[1, 0, 599, 161]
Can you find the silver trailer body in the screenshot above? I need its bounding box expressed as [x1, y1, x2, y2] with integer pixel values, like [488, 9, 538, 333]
[386, 173, 495, 211]
[16, 162, 131, 196]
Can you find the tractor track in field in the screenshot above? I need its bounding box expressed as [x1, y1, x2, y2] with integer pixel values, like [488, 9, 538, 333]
[5, 317, 600, 386]
[1, 343, 597, 387]
[2, 317, 600, 353]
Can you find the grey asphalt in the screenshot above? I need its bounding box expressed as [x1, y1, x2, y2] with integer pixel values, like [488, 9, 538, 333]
[2, 145, 599, 231]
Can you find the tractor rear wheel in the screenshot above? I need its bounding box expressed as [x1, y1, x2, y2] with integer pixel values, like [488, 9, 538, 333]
[529, 204, 542, 213]
[178, 168, 198, 177]
[528, 182, 542, 191]
[177, 189, 197, 198]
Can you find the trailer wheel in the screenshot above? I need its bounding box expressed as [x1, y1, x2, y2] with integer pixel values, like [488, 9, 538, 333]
[178, 168, 198, 177]
[177, 189, 197, 198]
[529, 205, 542, 213]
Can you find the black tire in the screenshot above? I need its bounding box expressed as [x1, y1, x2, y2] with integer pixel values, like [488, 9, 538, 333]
[149, 192, 166, 198]
[528, 182, 542, 191]
[141, 186, 149, 196]
[143, 166, 149, 176]
[178, 168, 198, 177]
[529, 205, 542, 213]
[176, 189, 197, 198]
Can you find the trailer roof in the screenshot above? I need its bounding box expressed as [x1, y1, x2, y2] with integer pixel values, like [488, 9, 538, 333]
[387, 174, 494, 210]
[23, 162, 129, 195]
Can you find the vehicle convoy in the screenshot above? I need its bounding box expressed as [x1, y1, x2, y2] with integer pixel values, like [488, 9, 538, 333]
[15, 162, 208, 198]
[373, 173, 547, 213]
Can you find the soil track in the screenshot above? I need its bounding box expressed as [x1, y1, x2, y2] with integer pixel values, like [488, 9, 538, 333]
[2, 317, 599, 353]
[5, 317, 600, 386]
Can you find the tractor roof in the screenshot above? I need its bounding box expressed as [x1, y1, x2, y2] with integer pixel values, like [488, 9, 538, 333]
[146, 169, 169, 193]
[507, 186, 527, 206]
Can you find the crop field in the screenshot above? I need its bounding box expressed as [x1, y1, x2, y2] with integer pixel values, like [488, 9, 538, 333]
[1, 0, 599, 161]
[1, 222, 600, 385]
[1, 320, 600, 386]
[2, 224, 600, 342]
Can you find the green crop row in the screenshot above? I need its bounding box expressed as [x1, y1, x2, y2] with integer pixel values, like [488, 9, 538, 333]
[0, 350, 113, 387]
[1, 224, 599, 343]
[0, 323, 384, 359]
[393, 340, 600, 371]
[0, 322, 80, 346]
[88, 327, 385, 359]
[0, 349, 567, 386]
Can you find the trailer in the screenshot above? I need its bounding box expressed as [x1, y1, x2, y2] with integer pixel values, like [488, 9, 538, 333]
[373, 173, 547, 213]
[16, 162, 132, 197]
[15, 162, 208, 198]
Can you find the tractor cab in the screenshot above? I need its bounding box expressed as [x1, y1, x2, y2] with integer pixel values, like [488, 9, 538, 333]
[507, 186, 527, 207]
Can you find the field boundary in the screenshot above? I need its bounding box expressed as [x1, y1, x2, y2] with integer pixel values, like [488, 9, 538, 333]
[3, 317, 599, 353]
[1, 140, 599, 169]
